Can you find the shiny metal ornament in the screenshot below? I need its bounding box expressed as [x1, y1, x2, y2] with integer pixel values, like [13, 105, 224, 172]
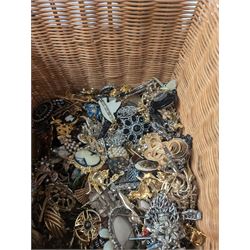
[73, 186, 90, 205]
[105, 130, 126, 147]
[144, 193, 184, 250]
[64, 114, 75, 123]
[182, 209, 202, 221]
[51, 118, 74, 137]
[86, 169, 110, 194]
[44, 205, 65, 238]
[77, 133, 91, 144]
[78, 134, 106, 155]
[158, 108, 183, 133]
[110, 181, 139, 192]
[116, 111, 149, 144]
[109, 88, 118, 97]
[107, 146, 129, 160]
[107, 157, 130, 175]
[128, 180, 153, 201]
[31, 82, 203, 249]
[74, 209, 101, 244]
[140, 133, 189, 170]
[140, 133, 168, 167]
[118, 167, 140, 184]
[128, 172, 179, 202]
[119, 85, 131, 95]
[109, 170, 125, 184]
[165, 138, 190, 166]
[88, 189, 119, 218]
[118, 191, 142, 225]
[184, 224, 206, 246]
[116, 105, 137, 119]
[135, 160, 158, 172]
[150, 121, 175, 141]
[81, 117, 102, 138]
[58, 136, 81, 154]
[33, 163, 58, 187]
[137, 85, 158, 122]
[47, 183, 76, 212]
[157, 168, 198, 210]
[98, 97, 121, 123]
[108, 206, 135, 249]
[124, 142, 144, 160]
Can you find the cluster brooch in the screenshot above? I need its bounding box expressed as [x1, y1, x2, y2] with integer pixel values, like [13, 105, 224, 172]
[32, 78, 205, 249]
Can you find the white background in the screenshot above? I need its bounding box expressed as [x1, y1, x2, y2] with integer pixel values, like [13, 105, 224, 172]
[0, 0, 250, 249]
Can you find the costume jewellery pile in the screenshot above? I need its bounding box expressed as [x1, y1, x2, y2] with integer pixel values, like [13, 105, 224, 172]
[32, 78, 206, 249]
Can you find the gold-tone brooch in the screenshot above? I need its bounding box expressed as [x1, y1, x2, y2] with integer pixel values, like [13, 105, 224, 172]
[74, 209, 101, 244]
[44, 204, 65, 238]
[51, 118, 73, 137]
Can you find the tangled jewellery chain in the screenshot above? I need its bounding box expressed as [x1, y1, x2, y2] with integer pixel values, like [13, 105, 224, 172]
[32, 78, 206, 249]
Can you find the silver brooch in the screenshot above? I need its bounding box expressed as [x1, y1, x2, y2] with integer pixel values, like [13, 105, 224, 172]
[116, 105, 137, 119]
[116, 105, 152, 143]
[144, 193, 185, 250]
[181, 209, 202, 221]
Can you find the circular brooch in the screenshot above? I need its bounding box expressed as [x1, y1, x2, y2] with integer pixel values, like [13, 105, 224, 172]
[74, 209, 101, 244]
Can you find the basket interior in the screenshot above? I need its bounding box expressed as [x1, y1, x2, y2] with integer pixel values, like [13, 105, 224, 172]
[32, 0, 218, 249]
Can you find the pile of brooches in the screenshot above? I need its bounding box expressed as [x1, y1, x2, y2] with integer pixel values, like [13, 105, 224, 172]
[32, 78, 206, 249]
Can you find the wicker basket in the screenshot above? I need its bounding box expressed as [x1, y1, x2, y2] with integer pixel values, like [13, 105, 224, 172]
[32, 0, 218, 249]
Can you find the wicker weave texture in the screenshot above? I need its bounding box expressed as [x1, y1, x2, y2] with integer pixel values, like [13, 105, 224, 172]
[32, 0, 199, 105]
[173, 0, 219, 249]
[32, 1, 219, 249]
